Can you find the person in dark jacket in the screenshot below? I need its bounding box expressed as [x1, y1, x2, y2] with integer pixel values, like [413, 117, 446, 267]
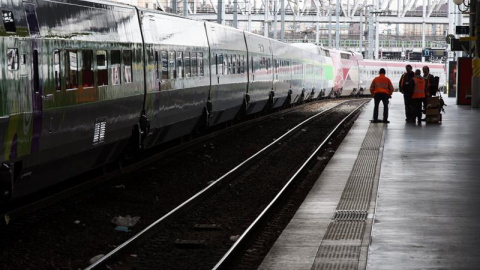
[370, 68, 394, 123]
[399, 65, 415, 122]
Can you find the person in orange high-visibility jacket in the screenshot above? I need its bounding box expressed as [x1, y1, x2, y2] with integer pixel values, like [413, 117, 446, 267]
[370, 68, 394, 123]
[411, 69, 426, 124]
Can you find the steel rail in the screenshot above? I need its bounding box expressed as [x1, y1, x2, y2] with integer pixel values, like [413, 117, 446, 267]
[85, 100, 363, 269]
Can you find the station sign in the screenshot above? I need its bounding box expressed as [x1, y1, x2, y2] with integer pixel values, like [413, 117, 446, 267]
[422, 48, 431, 57]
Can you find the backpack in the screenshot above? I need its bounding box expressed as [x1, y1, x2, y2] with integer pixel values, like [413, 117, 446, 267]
[432, 76, 440, 96]
[439, 93, 446, 113]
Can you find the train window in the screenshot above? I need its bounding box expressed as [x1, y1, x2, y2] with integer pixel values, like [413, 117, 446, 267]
[24, 4, 39, 36]
[251, 56, 254, 74]
[241, 55, 245, 74]
[7, 48, 18, 70]
[237, 55, 240, 74]
[176, 51, 183, 79]
[33, 50, 39, 93]
[191, 52, 197, 76]
[228, 54, 232, 74]
[154, 51, 159, 79]
[111, 50, 121, 85]
[161, 50, 168, 80]
[65, 50, 78, 89]
[2, 10, 16, 33]
[82, 50, 94, 88]
[123, 50, 133, 83]
[224, 54, 229, 75]
[234, 55, 238, 74]
[97, 50, 108, 86]
[54, 50, 61, 90]
[221, 54, 226, 75]
[198, 53, 204, 76]
[168, 51, 175, 79]
[184, 52, 191, 78]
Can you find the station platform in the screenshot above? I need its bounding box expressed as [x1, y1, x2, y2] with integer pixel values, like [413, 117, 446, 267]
[259, 92, 480, 269]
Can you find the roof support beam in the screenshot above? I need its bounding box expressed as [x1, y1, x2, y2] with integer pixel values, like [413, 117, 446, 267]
[400, 0, 415, 17]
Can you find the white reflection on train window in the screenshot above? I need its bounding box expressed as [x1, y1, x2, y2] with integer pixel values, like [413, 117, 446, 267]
[2, 10, 16, 32]
[161, 51, 168, 80]
[123, 50, 133, 84]
[7, 48, 19, 70]
[169, 51, 175, 79]
[217, 53, 223, 75]
[176, 51, 183, 79]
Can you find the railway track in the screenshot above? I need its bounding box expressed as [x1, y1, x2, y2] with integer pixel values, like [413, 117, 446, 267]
[86, 99, 369, 270]
[0, 98, 368, 269]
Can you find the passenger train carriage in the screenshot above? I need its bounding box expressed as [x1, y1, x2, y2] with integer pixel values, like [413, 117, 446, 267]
[359, 60, 446, 92]
[0, 0, 446, 201]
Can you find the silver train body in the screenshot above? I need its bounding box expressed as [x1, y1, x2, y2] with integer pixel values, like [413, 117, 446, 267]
[0, 0, 446, 200]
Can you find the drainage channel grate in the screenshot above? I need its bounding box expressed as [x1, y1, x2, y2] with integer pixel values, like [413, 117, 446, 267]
[323, 221, 366, 240]
[333, 210, 368, 221]
[316, 245, 361, 259]
[312, 123, 384, 269]
[314, 245, 361, 270]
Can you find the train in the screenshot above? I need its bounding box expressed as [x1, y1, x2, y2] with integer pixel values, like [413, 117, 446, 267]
[0, 0, 446, 201]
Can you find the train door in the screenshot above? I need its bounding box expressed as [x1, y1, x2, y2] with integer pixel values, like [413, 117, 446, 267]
[24, 2, 42, 154]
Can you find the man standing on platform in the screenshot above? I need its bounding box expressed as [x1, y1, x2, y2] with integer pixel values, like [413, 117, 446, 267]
[399, 65, 415, 122]
[412, 69, 426, 124]
[370, 68, 394, 123]
[423, 66, 436, 97]
[421, 66, 436, 121]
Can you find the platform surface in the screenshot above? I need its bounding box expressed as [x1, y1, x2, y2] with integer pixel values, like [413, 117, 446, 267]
[259, 92, 480, 269]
